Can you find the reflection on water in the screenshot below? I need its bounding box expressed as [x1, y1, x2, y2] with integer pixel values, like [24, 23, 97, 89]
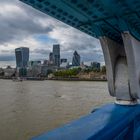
[0, 80, 113, 140]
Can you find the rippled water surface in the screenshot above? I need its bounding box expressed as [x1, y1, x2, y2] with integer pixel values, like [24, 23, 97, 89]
[0, 80, 114, 140]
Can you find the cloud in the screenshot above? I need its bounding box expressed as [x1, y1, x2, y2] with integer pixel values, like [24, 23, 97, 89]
[32, 48, 50, 55]
[0, 0, 53, 45]
[0, 0, 104, 66]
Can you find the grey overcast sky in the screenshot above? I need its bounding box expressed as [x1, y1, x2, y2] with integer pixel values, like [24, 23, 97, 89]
[0, 0, 104, 67]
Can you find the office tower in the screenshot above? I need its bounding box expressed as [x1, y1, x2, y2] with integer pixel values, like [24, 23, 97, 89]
[43, 60, 49, 65]
[72, 51, 80, 66]
[91, 62, 101, 71]
[15, 47, 29, 68]
[28, 61, 41, 67]
[61, 58, 67, 64]
[53, 44, 60, 67]
[49, 52, 53, 62]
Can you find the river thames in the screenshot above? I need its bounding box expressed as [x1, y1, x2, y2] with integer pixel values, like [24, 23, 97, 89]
[0, 80, 114, 140]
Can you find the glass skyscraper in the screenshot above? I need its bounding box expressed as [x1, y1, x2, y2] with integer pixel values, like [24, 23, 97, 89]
[49, 52, 53, 62]
[15, 47, 29, 68]
[53, 44, 60, 67]
[72, 51, 80, 66]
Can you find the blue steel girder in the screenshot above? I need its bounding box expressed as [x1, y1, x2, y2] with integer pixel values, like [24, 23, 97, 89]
[20, 0, 140, 43]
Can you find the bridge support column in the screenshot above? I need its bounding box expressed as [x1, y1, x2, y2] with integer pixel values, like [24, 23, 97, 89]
[100, 32, 140, 105]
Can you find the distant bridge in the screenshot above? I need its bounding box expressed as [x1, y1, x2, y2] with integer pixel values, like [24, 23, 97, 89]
[19, 0, 140, 140]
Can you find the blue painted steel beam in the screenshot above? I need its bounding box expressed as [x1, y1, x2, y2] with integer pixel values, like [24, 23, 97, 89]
[31, 104, 140, 140]
[20, 0, 140, 43]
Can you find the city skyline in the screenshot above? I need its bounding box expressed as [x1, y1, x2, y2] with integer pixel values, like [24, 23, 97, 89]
[0, 44, 102, 68]
[15, 45, 82, 68]
[0, 0, 104, 67]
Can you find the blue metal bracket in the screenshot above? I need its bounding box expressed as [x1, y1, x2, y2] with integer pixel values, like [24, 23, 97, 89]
[117, 18, 128, 32]
[91, 24, 104, 38]
[31, 104, 140, 140]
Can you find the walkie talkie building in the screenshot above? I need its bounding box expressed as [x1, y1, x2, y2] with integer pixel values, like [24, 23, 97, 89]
[15, 47, 29, 68]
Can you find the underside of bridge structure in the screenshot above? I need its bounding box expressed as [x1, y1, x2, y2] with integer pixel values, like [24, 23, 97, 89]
[20, 0, 140, 105]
